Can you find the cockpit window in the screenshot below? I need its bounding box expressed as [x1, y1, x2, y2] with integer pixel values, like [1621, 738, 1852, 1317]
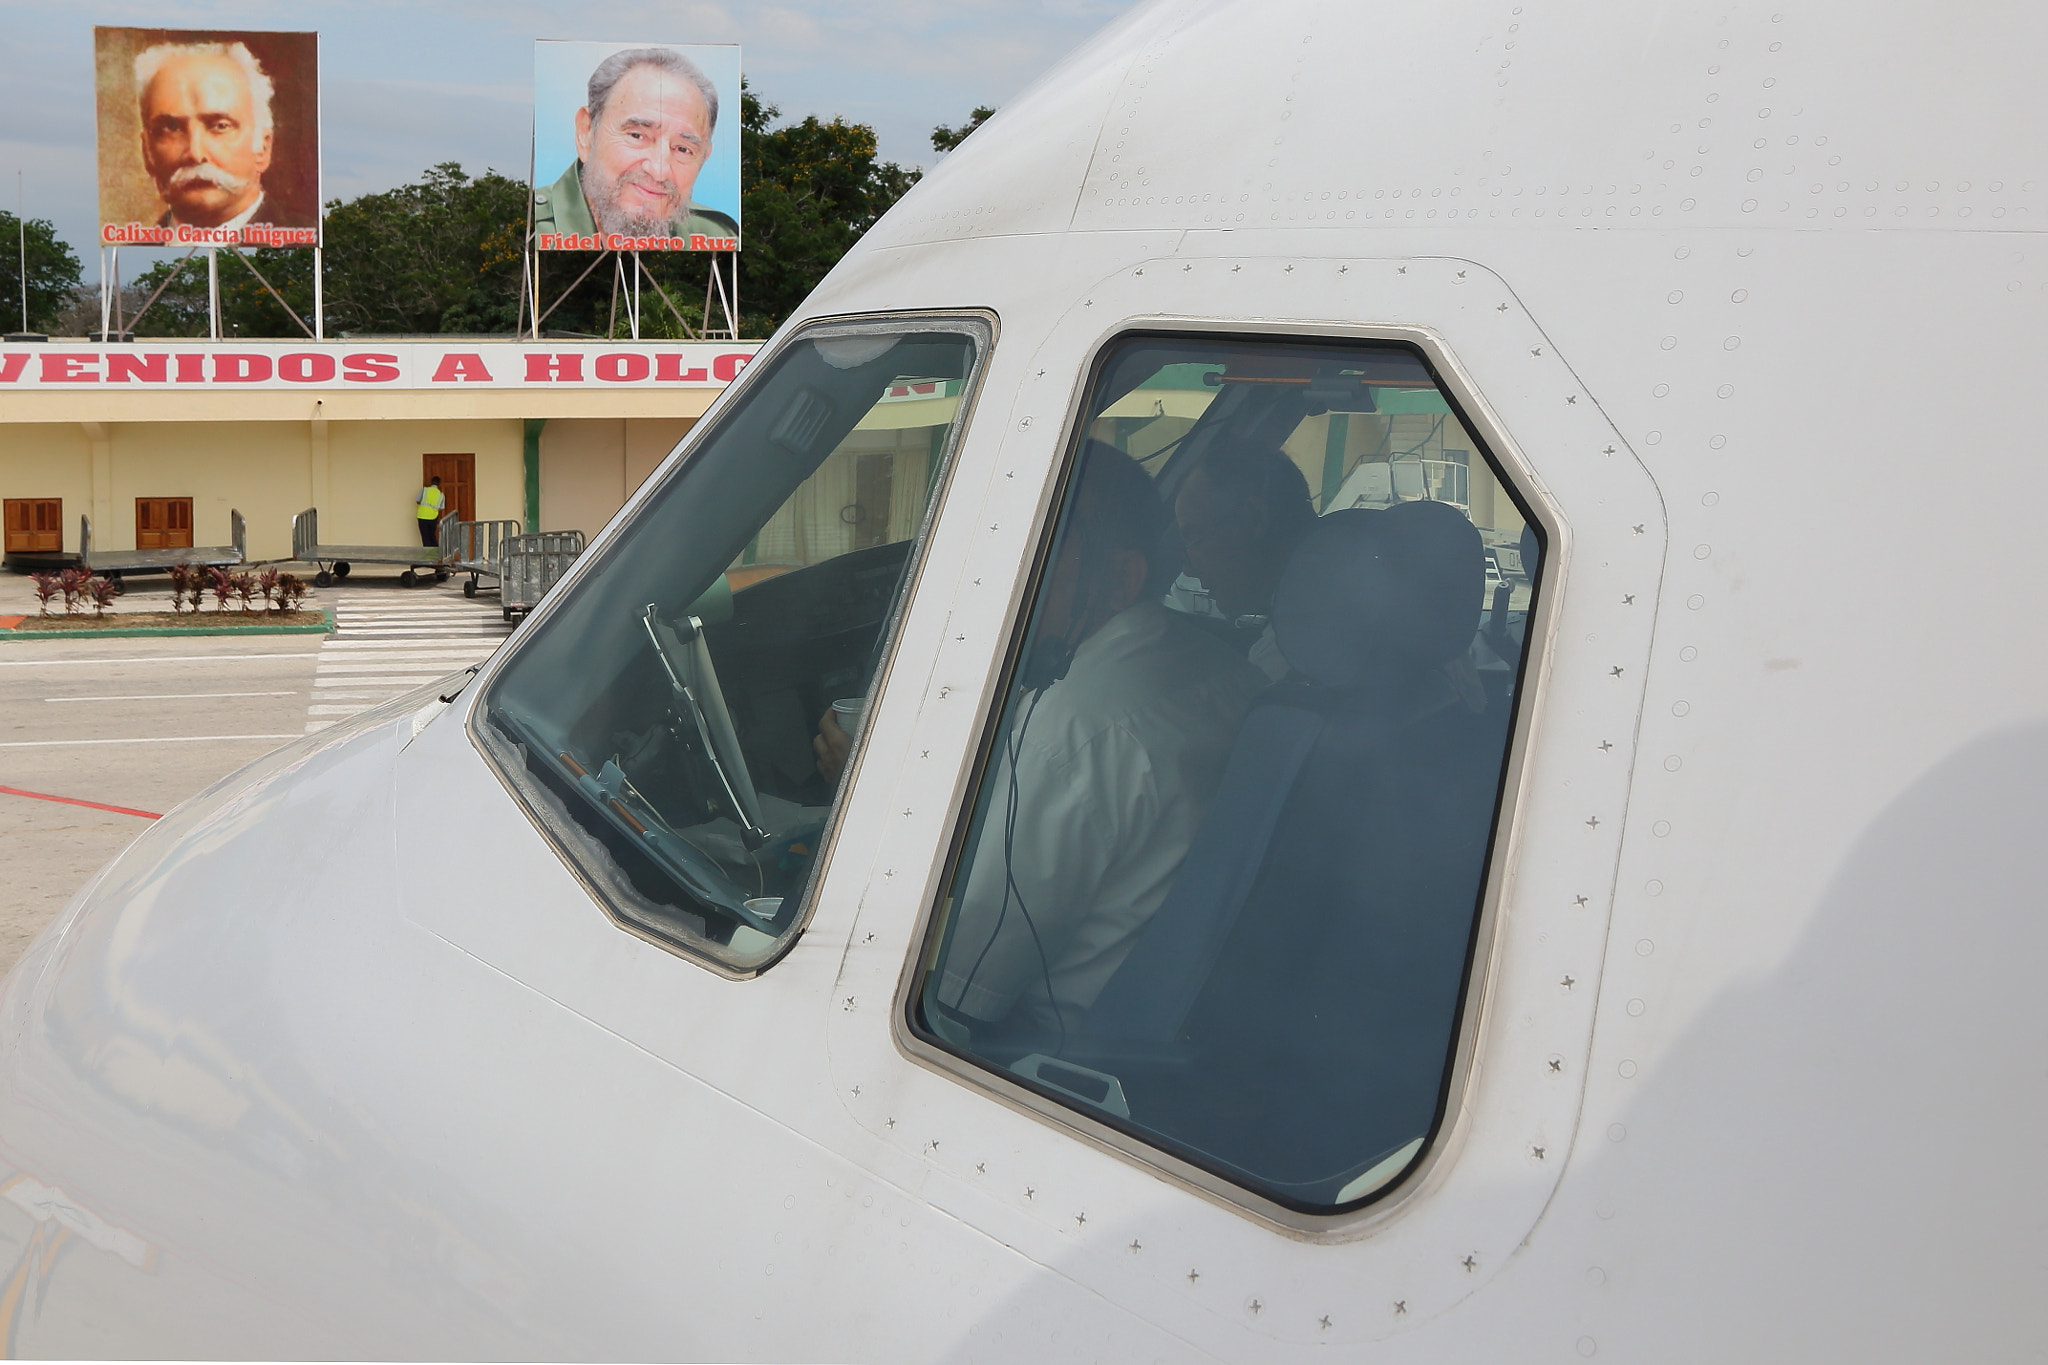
[476, 318, 989, 970]
[910, 333, 1542, 1214]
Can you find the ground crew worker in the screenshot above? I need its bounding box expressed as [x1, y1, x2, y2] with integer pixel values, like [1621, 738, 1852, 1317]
[416, 476, 446, 546]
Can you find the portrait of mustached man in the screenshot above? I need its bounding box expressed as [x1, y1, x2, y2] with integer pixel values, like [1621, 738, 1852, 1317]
[133, 39, 313, 229]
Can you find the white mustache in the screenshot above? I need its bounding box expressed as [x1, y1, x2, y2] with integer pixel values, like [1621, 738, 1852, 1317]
[166, 163, 250, 195]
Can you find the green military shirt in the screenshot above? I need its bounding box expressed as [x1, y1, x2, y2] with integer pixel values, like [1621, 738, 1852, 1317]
[532, 161, 739, 251]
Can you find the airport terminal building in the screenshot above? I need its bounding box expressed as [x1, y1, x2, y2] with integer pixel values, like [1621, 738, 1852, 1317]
[0, 339, 762, 568]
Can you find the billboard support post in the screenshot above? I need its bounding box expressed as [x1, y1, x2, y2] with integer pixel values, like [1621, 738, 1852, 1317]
[98, 247, 113, 338]
[703, 252, 738, 341]
[631, 252, 642, 342]
[206, 248, 220, 340]
[15, 171, 25, 333]
[313, 247, 323, 341]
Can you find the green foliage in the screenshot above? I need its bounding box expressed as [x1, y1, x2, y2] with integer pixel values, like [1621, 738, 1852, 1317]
[125, 242, 312, 338]
[738, 80, 921, 331]
[0, 211, 84, 333]
[324, 163, 529, 334]
[932, 107, 996, 154]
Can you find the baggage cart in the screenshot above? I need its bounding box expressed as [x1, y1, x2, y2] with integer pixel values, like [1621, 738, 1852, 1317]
[291, 507, 447, 587]
[500, 530, 586, 621]
[439, 519, 522, 598]
[79, 509, 246, 580]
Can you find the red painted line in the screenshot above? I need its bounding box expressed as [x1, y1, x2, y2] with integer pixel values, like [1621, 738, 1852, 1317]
[0, 616, 24, 630]
[0, 785, 161, 820]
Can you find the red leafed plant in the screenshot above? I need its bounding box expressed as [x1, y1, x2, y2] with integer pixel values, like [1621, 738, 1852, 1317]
[86, 576, 119, 618]
[209, 567, 233, 612]
[256, 566, 281, 612]
[58, 567, 90, 614]
[274, 572, 308, 613]
[168, 562, 196, 612]
[230, 571, 257, 612]
[29, 572, 60, 616]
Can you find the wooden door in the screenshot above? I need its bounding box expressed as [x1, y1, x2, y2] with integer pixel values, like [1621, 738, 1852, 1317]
[422, 453, 476, 524]
[4, 499, 63, 554]
[136, 498, 194, 550]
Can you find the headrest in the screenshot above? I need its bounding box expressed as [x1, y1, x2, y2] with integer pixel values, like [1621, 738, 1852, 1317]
[1270, 500, 1483, 689]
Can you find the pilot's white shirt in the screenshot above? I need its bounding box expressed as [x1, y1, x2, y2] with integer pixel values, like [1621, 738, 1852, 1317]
[937, 601, 1264, 1032]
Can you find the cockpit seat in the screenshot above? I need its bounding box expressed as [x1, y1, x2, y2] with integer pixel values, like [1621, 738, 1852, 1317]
[1081, 500, 1503, 1196]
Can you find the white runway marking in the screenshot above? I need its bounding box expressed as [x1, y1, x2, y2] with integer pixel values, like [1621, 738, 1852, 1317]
[304, 595, 508, 732]
[45, 691, 300, 703]
[0, 653, 320, 667]
[0, 733, 301, 748]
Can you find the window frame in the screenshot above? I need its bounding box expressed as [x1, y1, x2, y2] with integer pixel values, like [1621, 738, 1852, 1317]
[890, 319, 1564, 1232]
[466, 309, 1000, 981]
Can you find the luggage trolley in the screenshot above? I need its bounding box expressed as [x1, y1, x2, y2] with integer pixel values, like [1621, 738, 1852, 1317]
[500, 530, 586, 622]
[291, 507, 448, 587]
[439, 519, 522, 598]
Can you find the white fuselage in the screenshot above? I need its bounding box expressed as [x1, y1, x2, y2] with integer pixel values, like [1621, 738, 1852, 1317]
[1, 2, 2043, 1359]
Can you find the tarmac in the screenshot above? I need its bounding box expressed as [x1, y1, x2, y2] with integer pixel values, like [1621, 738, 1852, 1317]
[0, 567, 509, 978]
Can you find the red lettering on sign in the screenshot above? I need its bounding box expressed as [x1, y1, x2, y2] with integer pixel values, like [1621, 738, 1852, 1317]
[525, 353, 583, 382]
[713, 353, 751, 382]
[107, 353, 168, 383]
[175, 353, 205, 382]
[656, 354, 709, 382]
[0, 354, 30, 383]
[342, 353, 400, 383]
[595, 353, 650, 383]
[279, 353, 337, 383]
[214, 354, 272, 382]
[432, 353, 494, 383]
[41, 354, 99, 383]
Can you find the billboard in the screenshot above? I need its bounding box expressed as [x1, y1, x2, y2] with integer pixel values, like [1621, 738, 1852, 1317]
[532, 41, 740, 252]
[94, 27, 320, 248]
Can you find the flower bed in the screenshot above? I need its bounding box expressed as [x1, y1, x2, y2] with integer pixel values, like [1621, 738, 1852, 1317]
[4, 609, 331, 633]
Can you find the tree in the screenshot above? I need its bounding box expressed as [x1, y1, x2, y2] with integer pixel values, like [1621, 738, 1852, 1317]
[932, 106, 995, 154]
[738, 80, 920, 331]
[0, 211, 84, 333]
[323, 163, 529, 334]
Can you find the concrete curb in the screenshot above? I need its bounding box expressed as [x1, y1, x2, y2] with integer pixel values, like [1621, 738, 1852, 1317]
[0, 608, 334, 641]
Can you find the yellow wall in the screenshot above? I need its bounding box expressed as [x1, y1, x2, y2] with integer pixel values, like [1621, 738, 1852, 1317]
[323, 419, 524, 549]
[0, 424, 94, 553]
[2, 417, 527, 560]
[539, 417, 695, 542]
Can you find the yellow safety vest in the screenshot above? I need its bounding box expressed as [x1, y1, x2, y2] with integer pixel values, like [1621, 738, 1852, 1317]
[417, 486, 446, 519]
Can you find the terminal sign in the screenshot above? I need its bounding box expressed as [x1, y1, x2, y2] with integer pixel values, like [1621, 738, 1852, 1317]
[0, 342, 759, 390]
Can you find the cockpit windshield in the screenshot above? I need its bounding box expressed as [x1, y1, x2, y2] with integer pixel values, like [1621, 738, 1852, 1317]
[476, 319, 989, 969]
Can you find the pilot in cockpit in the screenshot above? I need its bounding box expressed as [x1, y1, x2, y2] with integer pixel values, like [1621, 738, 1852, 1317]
[1172, 448, 1490, 714]
[1168, 447, 1318, 682]
[930, 443, 1264, 1040]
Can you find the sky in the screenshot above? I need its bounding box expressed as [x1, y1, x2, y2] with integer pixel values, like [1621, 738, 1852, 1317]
[0, 0, 1141, 273]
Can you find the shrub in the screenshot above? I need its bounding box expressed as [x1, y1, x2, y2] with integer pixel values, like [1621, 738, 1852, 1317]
[275, 572, 308, 613]
[168, 562, 195, 612]
[230, 570, 257, 612]
[209, 566, 232, 612]
[29, 572, 59, 616]
[86, 576, 119, 618]
[256, 566, 281, 613]
[58, 567, 89, 614]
